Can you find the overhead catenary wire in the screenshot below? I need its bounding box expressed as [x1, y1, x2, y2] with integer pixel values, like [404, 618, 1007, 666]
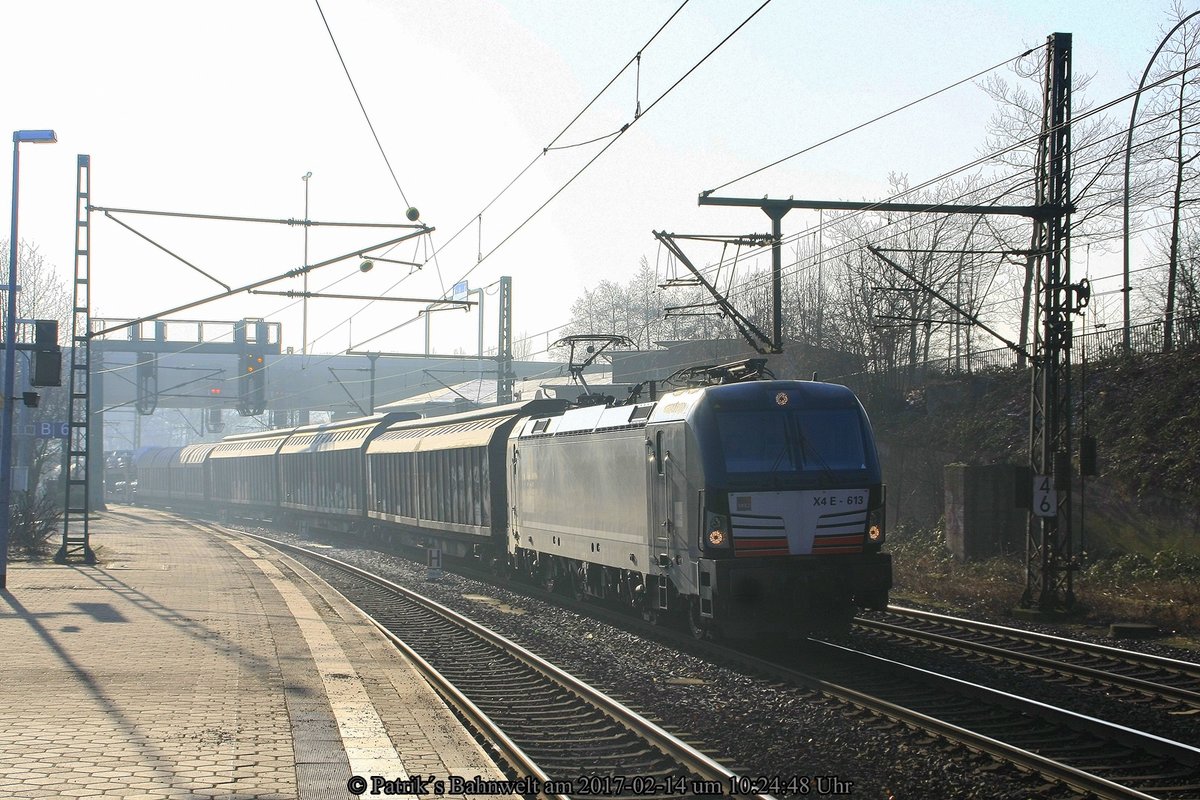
[285, 0, 701, 358]
[683, 81, 1200, 319]
[103, 21, 1200, 419]
[314, 0, 413, 212]
[449, 0, 775, 292]
[343, 0, 772, 355]
[705, 46, 1040, 195]
[406, 0, 694, 277]
[316, 7, 1191, 364]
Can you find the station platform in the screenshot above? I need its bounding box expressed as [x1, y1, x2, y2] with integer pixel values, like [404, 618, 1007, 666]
[0, 507, 513, 799]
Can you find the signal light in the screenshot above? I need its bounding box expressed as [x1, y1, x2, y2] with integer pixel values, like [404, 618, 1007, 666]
[210, 387, 222, 396]
[238, 351, 267, 416]
[31, 319, 61, 387]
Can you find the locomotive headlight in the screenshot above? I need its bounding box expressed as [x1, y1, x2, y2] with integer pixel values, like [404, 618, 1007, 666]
[867, 507, 886, 544]
[705, 511, 731, 548]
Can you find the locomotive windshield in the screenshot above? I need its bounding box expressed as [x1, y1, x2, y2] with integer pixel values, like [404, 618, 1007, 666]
[716, 409, 869, 474]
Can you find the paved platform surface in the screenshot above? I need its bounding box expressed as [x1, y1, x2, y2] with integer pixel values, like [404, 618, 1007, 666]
[0, 507, 513, 799]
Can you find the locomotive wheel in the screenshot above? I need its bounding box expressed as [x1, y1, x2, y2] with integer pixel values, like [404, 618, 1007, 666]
[539, 562, 558, 594]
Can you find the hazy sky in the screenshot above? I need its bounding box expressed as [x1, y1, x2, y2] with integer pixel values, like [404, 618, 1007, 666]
[0, 1, 1173, 359]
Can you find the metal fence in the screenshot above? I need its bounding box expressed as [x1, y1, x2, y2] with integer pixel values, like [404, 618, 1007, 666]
[835, 315, 1199, 400]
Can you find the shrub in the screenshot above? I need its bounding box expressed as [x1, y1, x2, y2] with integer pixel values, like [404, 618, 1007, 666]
[8, 492, 61, 559]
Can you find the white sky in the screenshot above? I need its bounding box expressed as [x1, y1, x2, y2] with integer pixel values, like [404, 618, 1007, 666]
[0, 0, 1172, 359]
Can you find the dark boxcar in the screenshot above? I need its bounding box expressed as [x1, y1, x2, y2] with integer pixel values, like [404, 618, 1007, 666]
[173, 442, 219, 505]
[134, 446, 181, 507]
[278, 413, 415, 525]
[208, 429, 291, 516]
[365, 400, 566, 558]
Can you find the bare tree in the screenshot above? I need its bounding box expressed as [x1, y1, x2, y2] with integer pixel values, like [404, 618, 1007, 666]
[980, 44, 1125, 357]
[0, 239, 71, 500]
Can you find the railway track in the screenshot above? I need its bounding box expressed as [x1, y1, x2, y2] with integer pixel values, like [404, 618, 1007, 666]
[225, 526, 774, 800]
[203, 515, 1200, 798]
[774, 639, 1200, 800]
[418, 542, 1200, 798]
[854, 606, 1200, 712]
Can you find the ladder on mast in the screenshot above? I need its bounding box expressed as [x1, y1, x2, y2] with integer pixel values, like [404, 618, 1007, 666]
[55, 154, 94, 564]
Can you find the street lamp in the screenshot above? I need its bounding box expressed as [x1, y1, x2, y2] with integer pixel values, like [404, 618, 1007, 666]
[1, 129, 56, 590]
[1123, 10, 1200, 352]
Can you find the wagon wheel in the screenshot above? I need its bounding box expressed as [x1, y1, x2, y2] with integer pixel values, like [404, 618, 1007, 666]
[539, 559, 558, 594]
[571, 564, 588, 603]
[687, 597, 710, 641]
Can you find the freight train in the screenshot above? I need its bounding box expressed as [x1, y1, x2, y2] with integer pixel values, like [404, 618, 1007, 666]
[135, 370, 891, 638]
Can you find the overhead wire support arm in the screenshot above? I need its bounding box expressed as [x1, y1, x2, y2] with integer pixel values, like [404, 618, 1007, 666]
[101, 211, 231, 292]
[327, 367, 370, 417]
[356, 253, 423, 268]
[91, 226, 434, 339]
[697, 194, 1057, 220]
[89, 205, 428, 229]
[867, 246, 1034, 362]
[249, 290, 474, 307]
[653, 231, 777, 353]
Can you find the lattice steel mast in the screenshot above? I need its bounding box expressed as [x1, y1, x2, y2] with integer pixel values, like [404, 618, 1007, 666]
[56, 155, 96, 564]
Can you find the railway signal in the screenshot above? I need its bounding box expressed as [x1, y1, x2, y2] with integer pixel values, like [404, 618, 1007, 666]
[30, 319, 61, 387]
[238, 352, 266, 416]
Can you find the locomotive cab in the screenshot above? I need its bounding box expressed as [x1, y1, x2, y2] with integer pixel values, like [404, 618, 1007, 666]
[674, 380, 891, 638]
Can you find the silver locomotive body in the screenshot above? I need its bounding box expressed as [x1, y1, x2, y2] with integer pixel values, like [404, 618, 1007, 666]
[508, 380, 891, 637]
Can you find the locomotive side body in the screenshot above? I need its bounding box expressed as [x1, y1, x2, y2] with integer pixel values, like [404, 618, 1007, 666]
[507, 402, 659, 592]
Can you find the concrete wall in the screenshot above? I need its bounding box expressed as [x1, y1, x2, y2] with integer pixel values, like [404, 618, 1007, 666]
[944, 463, 1026, 561]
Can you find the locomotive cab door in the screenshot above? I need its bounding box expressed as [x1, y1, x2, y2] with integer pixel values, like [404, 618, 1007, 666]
[647, 423, 686, 609]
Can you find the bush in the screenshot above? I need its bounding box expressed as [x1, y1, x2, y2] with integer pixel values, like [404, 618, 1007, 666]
[888, 532, 1200, 633]
[1083, 549, 1200, 584]
[8, 492, 61, 559]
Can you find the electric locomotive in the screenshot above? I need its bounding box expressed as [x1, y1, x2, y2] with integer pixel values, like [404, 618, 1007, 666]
[508, 377, 889, 638]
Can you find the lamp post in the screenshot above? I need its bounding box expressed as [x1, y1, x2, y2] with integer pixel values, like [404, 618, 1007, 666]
[1123, 10, 1200, 352]
[1, 129, 56, 590]
[302, 171, 311, 355]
